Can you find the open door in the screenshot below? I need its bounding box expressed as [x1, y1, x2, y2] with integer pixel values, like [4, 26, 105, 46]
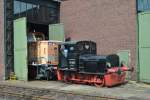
[14, 17, 28, 81]
[49, 23, 65, 41]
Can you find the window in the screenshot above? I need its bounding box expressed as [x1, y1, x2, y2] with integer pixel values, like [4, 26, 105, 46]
[14, 1, 20, 14]
[13, 0, 60, 24]
[138, 0, 150, 11]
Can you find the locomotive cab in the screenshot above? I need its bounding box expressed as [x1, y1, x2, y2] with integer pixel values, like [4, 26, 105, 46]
[59, 41, 78, 71]
[58, 41, 97, 71]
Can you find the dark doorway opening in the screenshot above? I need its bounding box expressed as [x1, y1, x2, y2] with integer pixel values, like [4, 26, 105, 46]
[4, 0, 60, 79]
[27, 23, 49, 40]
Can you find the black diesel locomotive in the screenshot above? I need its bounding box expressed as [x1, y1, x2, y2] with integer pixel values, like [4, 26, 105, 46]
[56, 41, 132, 87]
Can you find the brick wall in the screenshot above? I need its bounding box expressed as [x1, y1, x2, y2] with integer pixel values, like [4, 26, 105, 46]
[0, 0, 5, 80]
[60, 0, 137, 80]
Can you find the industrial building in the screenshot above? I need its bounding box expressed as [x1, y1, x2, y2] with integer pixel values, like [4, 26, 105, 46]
[61, 0, 137, 80]
[0, 0, 150, 83]
[0, 0, 62, 81]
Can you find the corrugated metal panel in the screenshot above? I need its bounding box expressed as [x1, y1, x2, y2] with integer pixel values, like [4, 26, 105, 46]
[138, 0, 150, 11]
[138, 12, 150, 83]
[49, 23, 64, 41]
[14, 17, 28, 81]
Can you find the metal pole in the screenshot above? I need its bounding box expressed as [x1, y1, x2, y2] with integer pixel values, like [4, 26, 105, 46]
[136, 0, 140, 82]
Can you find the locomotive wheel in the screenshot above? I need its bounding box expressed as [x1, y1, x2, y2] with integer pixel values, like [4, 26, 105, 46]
[94, 76, 105, 87]
[46, 70, 53, 81]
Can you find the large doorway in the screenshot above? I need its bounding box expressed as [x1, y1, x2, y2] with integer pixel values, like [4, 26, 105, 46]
[13, 0, 61, 81]
[138, 12, 150, 83]
[137, 0, 150, 83]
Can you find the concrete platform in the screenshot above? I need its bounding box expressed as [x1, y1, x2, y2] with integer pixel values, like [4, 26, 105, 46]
[0, 80, 150, 100]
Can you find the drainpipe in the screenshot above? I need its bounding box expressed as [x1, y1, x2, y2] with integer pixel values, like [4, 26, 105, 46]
[136, 0, 140, 82]
[3, 0, 7, 80]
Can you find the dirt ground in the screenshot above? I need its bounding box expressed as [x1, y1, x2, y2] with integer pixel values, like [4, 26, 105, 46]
[0, 80, 150, 100]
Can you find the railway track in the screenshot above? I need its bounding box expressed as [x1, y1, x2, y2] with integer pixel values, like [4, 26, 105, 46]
[0, 84, 122, 100]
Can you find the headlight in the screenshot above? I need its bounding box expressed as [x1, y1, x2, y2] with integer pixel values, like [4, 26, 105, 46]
[106, 62, 111, 68]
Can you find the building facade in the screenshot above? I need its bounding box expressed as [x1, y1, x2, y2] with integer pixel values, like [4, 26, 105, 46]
[60, 0, 137, 80]
[1, 0, 150, 82]
[0, 0, 5, 80]
[0, 0, 60, 80]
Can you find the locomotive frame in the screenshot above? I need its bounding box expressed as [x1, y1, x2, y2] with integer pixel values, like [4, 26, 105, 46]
[57, 66, 131, 87]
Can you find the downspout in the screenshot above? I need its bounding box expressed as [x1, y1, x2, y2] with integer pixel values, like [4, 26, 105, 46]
[136, 0, 140, 82]
[3, 0, 6, 80]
